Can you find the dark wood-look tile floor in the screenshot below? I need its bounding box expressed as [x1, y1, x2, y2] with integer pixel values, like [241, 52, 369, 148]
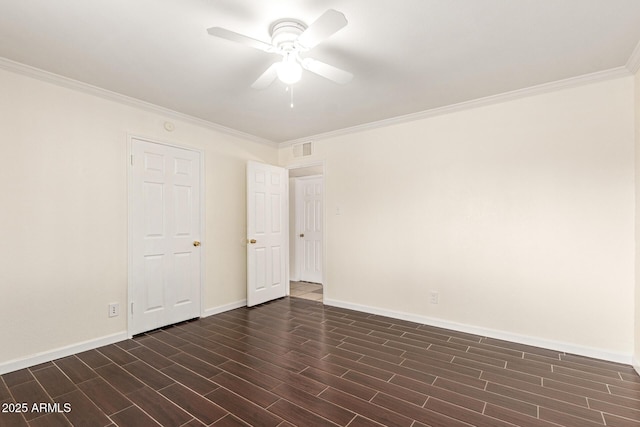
[2, 298, 640, 427]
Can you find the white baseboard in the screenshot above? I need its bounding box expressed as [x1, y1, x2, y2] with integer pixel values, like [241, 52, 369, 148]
[0, 302, 247, 376]
[202, 299, 246, 318]
[324, 298, 632, 365]
[633, 356, 640, 376]
[3, 299, 631, 375]
[0, 332, 128, 376]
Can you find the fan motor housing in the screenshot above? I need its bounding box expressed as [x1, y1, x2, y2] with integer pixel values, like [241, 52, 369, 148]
[270, 19, 307, 50]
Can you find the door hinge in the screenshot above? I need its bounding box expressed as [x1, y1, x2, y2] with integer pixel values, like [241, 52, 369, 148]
[130, 302, 134, 315]
[130, 154, 134, 166]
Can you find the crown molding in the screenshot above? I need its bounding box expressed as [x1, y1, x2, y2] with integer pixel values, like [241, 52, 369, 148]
[2, 56, 633, 149]
[0, 57, 277, 147]
[280, 67, 632, 147]
[626, 39, 640, 74]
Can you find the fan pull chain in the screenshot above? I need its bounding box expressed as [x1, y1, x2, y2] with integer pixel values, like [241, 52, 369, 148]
[290, 85, 294, 108]
[284, 86, 295, 108]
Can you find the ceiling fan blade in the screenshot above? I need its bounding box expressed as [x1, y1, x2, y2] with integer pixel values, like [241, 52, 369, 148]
[301, 58, 353, 84]
[207, 27, 273, 52]
[251, 62, 279, 89]
[297, 9, 347, 50]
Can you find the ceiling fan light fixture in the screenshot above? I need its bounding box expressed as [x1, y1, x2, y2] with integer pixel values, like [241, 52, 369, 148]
[277, 55, 302, 85]
[208, 9, 350, 89]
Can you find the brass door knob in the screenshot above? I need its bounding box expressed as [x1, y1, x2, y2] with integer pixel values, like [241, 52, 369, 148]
[299, 234, 305, 238]
[193, 241, 201, 247]
[249, 239, 257, 244]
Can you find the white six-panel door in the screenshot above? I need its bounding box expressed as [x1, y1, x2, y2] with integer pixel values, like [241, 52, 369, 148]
[130, 138, 202, 335]
[297, 176, 323, 284]
[247, 161, 288, 307]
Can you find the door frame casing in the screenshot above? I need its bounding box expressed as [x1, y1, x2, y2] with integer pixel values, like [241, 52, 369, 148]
[127, 135, 206, 337]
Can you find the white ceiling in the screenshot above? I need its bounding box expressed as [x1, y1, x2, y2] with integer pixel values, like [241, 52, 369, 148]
[1, 0, 640, 144]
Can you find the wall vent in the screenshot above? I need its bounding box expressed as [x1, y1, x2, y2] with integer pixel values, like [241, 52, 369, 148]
[292, 141, 313, 158]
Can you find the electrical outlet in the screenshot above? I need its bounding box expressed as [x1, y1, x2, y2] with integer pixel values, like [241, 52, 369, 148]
[429, 291, 439, 305]
[108, 303, 119, 318]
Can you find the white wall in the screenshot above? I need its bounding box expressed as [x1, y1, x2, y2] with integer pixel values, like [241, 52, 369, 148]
[0, 68, 277, 371]
[280, 76, 636, 361]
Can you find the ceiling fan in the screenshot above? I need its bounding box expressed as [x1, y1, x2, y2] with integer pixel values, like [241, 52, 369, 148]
[207, 9, 353, 89]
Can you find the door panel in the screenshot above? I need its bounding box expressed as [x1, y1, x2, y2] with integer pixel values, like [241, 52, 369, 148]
[131, 139, 201, 335]
[298, 176, 323, 284]
[247, 161, 288, 307]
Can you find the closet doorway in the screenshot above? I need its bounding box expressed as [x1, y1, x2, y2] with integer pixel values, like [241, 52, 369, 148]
[288, 163, 324, 301]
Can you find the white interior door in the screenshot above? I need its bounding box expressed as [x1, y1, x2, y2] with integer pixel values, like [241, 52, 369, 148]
[247, 161, 288, 307]
[130, 138, 202, 335]
[297, 176, 323, 283]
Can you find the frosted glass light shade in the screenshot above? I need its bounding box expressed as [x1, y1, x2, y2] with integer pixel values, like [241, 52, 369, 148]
[277, 59, 302, 85]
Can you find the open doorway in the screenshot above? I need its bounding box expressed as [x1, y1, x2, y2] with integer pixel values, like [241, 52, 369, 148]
[288, 163, 324, 302]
